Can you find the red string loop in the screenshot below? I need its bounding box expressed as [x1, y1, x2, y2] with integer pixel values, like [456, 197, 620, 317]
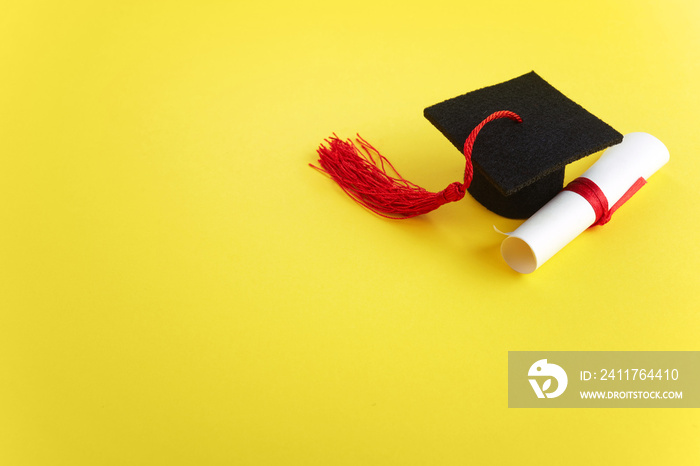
[462, 110, 523, 187]
[310, 110, 522, 218]
[563, 176, 647, 227]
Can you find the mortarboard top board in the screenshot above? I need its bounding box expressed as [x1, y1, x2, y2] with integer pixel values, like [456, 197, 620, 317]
[424, 71, 623, 219]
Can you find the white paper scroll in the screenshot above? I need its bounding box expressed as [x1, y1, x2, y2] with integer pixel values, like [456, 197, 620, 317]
[501, 132, 670, 273]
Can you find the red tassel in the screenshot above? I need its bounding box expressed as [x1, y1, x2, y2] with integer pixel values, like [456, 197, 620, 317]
[310, 110, 522, 219]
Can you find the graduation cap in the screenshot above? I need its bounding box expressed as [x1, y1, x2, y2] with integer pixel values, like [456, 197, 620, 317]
[312, 71, 623, 220]
[424, 71, 623, 218]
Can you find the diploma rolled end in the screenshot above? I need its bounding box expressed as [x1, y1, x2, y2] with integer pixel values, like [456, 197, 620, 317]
[501, 236, 538, 274]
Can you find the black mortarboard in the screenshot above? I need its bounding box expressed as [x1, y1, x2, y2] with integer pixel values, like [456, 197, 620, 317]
[424, 71, 623, 218]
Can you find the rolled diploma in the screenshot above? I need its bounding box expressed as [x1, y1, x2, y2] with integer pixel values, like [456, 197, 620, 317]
[501, 132, 670, 273]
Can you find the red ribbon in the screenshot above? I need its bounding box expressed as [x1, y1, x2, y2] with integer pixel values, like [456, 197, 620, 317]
[563, 176, 647, 227]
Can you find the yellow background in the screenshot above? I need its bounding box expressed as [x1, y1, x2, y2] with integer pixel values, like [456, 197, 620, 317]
[1, 1, 698, 464]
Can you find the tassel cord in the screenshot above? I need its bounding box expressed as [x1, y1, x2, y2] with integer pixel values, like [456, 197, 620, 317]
[310, 110, 522, 219]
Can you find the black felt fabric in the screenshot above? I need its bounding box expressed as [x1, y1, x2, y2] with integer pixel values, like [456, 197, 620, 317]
[424, 71, 623, 218]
